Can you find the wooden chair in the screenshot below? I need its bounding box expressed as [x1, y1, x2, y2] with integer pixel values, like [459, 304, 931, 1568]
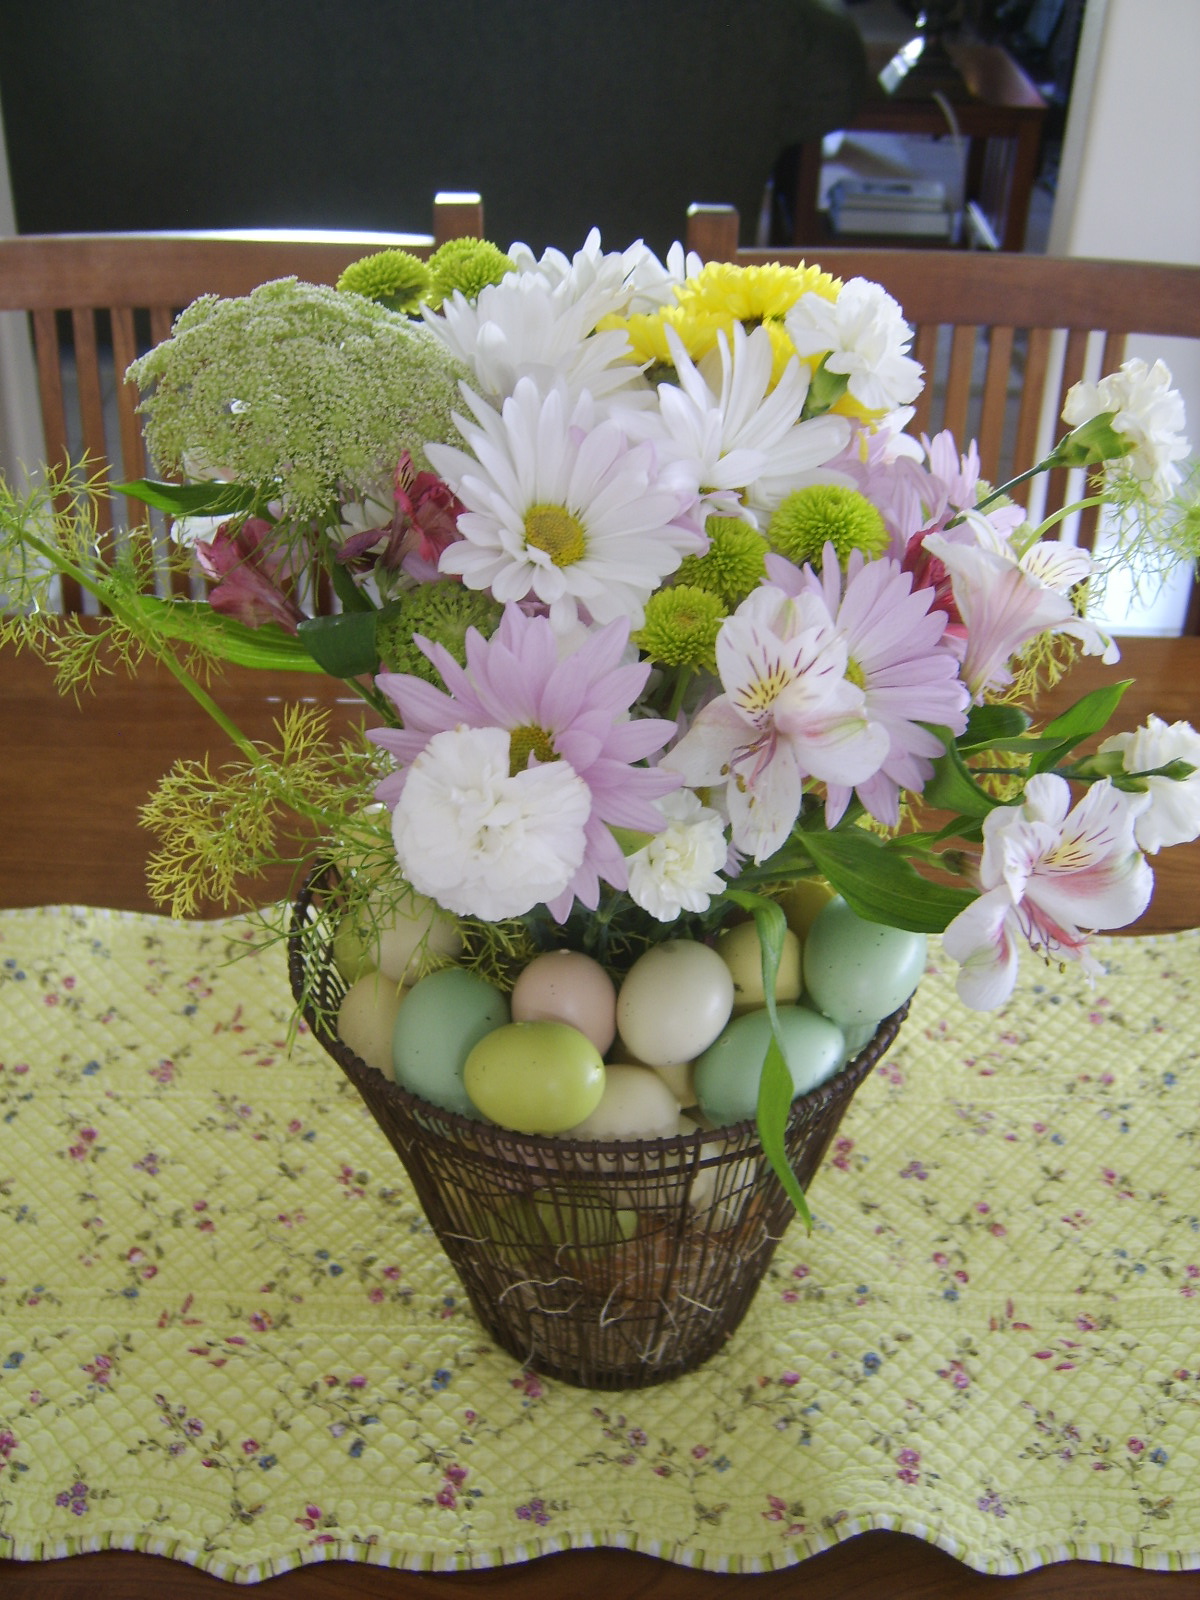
[685, 205, 1200, 563]
[0, 193, 483, 610]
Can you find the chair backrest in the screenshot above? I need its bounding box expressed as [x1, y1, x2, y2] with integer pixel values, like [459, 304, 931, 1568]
[685, 205, 1200, 556]
[0, 193, 483, 611]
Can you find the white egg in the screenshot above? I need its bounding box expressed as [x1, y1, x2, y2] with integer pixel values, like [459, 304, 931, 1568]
[616, 941, 735, 1067]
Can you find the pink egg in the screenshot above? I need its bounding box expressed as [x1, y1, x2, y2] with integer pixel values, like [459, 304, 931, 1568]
[511, 951, 617, 1056]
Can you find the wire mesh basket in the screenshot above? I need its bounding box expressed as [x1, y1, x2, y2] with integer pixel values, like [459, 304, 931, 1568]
[289, 865, 907, 1389]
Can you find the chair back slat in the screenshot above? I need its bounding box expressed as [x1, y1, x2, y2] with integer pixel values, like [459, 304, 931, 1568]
[1011, 325, 1053, 485]
[977, 324, 1015, 485]
[1042, 325, 1092, 542]
[69, 308, 114, 539]
[1, 196, 483, 613]
[942, 324, 978, 447]
[909, 324, 938, 439]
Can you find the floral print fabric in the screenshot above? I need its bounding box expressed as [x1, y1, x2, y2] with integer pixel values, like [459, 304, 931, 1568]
[0, 905, 1197, 1582]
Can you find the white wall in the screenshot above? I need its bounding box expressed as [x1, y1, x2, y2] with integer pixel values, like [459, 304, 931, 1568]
[1049, 0, 1200, 634]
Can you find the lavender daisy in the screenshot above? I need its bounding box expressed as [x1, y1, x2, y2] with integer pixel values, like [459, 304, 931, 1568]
[769, 543, 971, 826]
[371, 606, 680, 920]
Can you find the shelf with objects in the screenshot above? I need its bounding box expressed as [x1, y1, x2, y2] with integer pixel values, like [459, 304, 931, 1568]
[778, 39, 1046, 252]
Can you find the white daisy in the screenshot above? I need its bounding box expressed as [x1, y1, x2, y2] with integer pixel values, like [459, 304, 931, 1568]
[616, 322, 851, 528]
[427, 378, 702, 633]
[391, 725, 591, 921]
[507, 229, 701, 318]
[785, 278, 924, 414]
[423, 270, 640, 407]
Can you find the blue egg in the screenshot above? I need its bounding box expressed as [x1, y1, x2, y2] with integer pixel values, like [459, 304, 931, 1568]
[802, 898, 927, 1028]
[392, 968, 509, 1115]
[694, 1006, 846, 1126]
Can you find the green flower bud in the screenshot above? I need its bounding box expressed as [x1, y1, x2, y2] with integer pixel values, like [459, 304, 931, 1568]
[768, 484, 888, 568]
[336, 250, 434, 314]
[376, 580, 504, 684]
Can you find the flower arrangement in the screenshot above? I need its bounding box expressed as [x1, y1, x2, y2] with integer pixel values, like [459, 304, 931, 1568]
[4, 229, 1200, 1221]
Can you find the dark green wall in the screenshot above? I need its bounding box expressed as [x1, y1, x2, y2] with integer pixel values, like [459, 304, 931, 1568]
[0, 1, 864, 254]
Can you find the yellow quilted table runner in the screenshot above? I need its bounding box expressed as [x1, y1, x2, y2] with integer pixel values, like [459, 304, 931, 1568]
[0, 905, 1197, 1583]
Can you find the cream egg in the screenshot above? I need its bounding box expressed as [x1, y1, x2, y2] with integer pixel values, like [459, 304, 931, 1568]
[334, 891, 462, 986]
[616, 941, 735, 1067]
[511, 950, 617, 1055]
[562, 1064, 681, 1141]
[715, 920, 803, 1014]
[336, 972, 405, 1075]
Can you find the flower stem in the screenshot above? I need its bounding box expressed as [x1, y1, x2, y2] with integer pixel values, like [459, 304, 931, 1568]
[666, 666, 693, 723]
[1034, 494, 1107, 540]
[976, 455, 1061, 511]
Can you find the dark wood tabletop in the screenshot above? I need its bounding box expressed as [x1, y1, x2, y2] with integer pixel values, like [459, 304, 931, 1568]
[2, 634, 1199, 1598]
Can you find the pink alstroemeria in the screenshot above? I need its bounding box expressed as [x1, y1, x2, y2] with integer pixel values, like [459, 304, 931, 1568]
[338, 453, 465, 582]
[194, 517, 305, 632]
[768, 543, 970, 826]
[370, 605, 679, 920]
[663, 586, 888, 862]
[922, 532, 1118, 702]
[942, 774, 1152, 1010]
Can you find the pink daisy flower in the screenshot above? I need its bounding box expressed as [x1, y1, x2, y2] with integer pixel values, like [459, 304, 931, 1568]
[371, 606, 679, 920]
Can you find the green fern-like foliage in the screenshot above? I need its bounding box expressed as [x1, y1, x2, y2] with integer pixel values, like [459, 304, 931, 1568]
[127, 279, 468, 519]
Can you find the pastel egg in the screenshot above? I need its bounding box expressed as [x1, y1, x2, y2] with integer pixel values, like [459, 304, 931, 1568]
[334, 892, 462, 986]
[694, 1006, 846, 1126]
[511, 950, 617, 1055]
[464, 1021, 606, 1134]
[803, 898, 927, 1027]
[647, 1058, 696, 1106]
[336, 972, 405, 1075]
[616, 941, 735, 1067]
[391, 967, 509, 1115]
[715, 920, 803, 1014]
[562, 1064, 681, 1141]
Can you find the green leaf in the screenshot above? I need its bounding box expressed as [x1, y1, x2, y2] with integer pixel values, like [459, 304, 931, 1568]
[923, 738, 1001, 818]
[331, 558, 375, 614]
[113, 479, 258, 517]
[957, 703, 1031, 752]
[1042, 681, 1132, 743]
[297, 610, 383, 677]
[800, 825, 974, 933]
[757, 1036, 813, 1228]
[801, 357, 850, 419]
[723, 888, 812, 1230]
[1029, 680, 1133, 775]
[136, 596, 324, 672]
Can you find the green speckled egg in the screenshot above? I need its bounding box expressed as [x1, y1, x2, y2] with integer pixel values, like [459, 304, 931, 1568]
[464, 1022, 606, 1134]
[694, 1006, 846, 1125]
[803, 898, 927, 1027]
[391, 967, 508, 1115]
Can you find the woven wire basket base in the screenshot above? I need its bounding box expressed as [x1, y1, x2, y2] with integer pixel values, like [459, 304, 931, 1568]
[289, 866, 908, 1390]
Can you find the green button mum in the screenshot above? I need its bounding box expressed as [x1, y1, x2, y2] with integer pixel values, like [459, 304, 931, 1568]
[768, 485, 889, 567]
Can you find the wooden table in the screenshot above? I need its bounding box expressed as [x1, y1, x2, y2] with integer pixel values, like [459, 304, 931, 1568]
[2, 636, 1199, 1598]
[791, 40, 1047, 252]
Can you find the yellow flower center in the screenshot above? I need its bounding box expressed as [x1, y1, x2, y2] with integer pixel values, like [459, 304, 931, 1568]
[508, 723, 557, 776]
[737, 663, 795, 716]
[846, 656, 867, 691]
[524, 502, 587, 567]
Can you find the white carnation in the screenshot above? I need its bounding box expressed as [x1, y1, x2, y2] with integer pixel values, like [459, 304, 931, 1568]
[785, 278, 923, 413]
[1062, 358, 1189, 504]
[391, 726, 590, 920]
[1099, 715, 1200, 853]
[626, 789, 728, 921]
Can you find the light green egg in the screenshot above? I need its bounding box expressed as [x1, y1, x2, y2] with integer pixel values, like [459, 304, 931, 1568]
[694, 1006, 846, 1126]
[464, 1021, 605, 1135]
[391, 967, 508, 1115]
[802, 898, 927, 1028]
